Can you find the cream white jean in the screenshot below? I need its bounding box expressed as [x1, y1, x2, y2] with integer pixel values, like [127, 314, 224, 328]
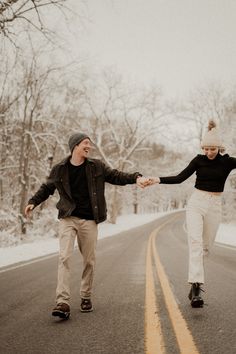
[56, 217, 98, 305]
[186, 189, 222, 284]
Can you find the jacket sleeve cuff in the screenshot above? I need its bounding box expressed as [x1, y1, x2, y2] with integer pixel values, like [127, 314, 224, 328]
[135, 173, 143, 180]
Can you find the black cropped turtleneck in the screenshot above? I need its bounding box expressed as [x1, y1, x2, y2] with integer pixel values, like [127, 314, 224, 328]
[159, 153, 236, 192]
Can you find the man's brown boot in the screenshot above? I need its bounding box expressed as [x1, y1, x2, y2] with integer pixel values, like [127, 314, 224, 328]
[52, 302, 70, 319]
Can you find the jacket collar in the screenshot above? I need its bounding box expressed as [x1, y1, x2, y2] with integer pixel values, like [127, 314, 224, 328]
[57, 156, 94, 167]
[57, 156, 70, 166]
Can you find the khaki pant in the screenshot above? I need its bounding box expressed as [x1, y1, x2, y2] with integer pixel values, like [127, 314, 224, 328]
[56, 217, 98, 305]
[186, 189, 222, 284]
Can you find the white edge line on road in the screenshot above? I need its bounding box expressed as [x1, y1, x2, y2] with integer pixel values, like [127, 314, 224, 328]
[0, 253, 58, 274]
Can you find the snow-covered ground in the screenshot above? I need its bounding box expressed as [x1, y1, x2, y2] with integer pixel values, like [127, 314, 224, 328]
[0, 211, 235, 269]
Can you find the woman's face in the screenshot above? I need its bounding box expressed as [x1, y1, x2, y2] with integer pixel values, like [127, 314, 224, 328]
[202, 146, 219, 160]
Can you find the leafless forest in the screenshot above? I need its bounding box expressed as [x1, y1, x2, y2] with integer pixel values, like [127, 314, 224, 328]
[0, 1, 236, 246]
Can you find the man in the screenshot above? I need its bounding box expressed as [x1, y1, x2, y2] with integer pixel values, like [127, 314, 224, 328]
[25, 132, 149, 319]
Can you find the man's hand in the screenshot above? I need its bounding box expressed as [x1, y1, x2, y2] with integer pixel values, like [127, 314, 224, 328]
[136, 176, 151, 188]
[25, 204, 34, 218]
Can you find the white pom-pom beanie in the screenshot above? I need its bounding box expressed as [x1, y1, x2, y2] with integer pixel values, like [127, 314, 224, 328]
[201, 120, 223, 148]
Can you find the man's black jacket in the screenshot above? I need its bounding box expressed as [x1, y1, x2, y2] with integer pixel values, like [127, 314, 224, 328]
[28, 156, 141, 223]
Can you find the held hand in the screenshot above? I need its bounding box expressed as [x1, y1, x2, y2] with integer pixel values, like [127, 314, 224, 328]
[136, 176, 152, 188]
[24, 204, 34, 218]
[137, 176, 160, 188]
[136, 176, 160, 188]
[146, 177, 160, 186]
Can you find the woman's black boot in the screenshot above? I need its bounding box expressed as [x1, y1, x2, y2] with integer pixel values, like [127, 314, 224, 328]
[188, 283, 204, 308]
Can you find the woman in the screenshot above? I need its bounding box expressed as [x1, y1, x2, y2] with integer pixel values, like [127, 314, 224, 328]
[152, 120, 236, 307]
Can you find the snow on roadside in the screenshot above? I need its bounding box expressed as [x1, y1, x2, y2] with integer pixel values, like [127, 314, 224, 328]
[0, 211, 235, 269]
[0, 213, 161, 269]
[216, 222, 236, 247]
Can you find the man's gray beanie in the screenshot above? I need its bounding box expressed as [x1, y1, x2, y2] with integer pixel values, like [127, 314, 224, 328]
[68, 133, 90, 153]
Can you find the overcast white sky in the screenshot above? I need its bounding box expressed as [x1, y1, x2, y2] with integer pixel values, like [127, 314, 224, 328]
[58, 0, 236, 98]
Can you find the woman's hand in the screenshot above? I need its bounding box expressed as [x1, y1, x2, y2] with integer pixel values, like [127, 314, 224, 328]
[136, 176, 160, 188]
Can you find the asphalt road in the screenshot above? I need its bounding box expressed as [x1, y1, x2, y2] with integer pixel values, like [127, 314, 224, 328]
[155, 212, 236, 354]
[0, 211, 235, 354]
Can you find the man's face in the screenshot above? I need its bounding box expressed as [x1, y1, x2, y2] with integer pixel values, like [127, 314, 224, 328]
[73, 138, 92, 158]
[202, 146, 219, 160]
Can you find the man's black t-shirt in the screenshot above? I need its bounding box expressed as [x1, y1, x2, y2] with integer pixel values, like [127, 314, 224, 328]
[68, 160, 94, 219]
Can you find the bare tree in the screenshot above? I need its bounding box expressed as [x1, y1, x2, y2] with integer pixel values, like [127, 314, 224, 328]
[0, 50, 25, 205]
[0, 0, 68, 37]
[0, 50, 72, 236]
[72, 71, 172, 222]
[183, 82, 231, 145]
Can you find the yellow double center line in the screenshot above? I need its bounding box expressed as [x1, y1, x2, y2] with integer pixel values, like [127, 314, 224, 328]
[145, 218, 200, 354]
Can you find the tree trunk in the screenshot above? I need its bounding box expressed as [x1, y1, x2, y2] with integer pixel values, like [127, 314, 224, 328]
[109, 185, 120, 224]
[18, 96, 33, 234]
[133, 186, 138, 214]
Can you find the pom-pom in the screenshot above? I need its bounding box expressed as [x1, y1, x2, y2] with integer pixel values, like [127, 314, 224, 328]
[208, 120, 216, 131]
